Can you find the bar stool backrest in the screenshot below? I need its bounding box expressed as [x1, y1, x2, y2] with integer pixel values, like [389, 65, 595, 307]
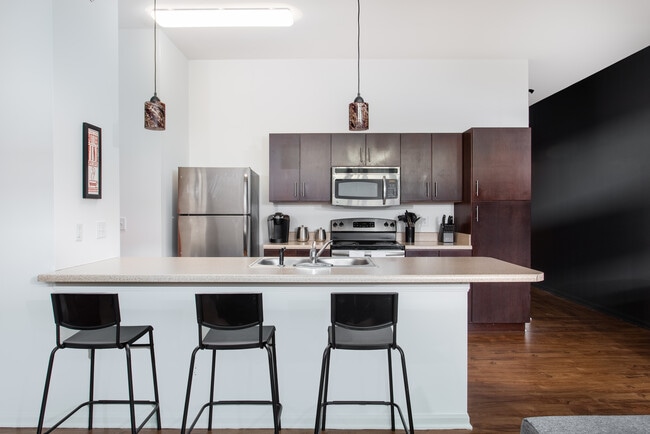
[331, 292, 398, 347]
[195, 293, 264, 346]
[51, 293, 121, 347]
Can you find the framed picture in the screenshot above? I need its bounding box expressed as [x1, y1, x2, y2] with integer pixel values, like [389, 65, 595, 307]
[82, 122, 102, 199]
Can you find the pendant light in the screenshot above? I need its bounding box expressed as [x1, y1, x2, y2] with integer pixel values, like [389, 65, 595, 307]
[349, 0, 368, 131]
[144, 0, 166, 131]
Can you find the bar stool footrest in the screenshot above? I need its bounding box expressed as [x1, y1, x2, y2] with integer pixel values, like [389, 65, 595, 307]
[40, 399, 160, 434]
[320, 400, 410, 434]
[186, 400, 283, 434]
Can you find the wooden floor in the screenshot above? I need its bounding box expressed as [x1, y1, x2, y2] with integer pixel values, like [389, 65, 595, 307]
[6, 286, 650, 434]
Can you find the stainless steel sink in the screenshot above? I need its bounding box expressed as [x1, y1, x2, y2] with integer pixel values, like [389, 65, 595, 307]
[309, 257, 375, 267]
[250, 257, 375, 268]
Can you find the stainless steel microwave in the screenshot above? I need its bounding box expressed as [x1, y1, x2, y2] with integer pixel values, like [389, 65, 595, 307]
[331, 167, 400, 207]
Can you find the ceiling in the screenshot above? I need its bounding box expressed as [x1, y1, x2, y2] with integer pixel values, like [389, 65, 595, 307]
[119, 0, 650, 105]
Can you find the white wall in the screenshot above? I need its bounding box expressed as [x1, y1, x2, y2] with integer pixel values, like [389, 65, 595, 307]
[188, 59, 529, 240]
[0, 0, 54, 426]
[0, 0, 122, 427]
[119, 29, 189, 257]
[52, 0, 120, 268]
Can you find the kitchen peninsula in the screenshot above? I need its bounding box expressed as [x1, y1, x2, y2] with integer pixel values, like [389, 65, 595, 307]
[38, 256, 542, 430]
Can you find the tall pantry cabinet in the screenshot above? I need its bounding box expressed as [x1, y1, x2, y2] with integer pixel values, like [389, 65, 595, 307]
[454, 128, 532, 327]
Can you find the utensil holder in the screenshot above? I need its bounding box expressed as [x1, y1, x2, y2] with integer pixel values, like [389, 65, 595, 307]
[405, 227, 415, 243]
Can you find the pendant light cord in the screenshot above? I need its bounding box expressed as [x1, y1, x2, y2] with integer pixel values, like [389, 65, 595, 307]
[356, 0, 361, 97]
[153, 0, 158, 97]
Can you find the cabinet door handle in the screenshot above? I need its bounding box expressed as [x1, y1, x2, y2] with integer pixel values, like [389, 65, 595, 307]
[475, 180, 479, 197]
[476, 205, 479, 222]
[294, 182, 298, 198]
[359, 147, 364, 164]
[434, 182, 438, 198]
[425, 182, 430, 198]
[367, 146, 371, 163]
[301, 182, 306, 198]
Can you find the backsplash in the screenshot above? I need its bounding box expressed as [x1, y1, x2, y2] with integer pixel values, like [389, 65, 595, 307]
[261, 202, 454, 240]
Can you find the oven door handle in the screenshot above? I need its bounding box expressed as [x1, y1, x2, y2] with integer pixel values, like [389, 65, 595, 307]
[382, 176, 387, 205]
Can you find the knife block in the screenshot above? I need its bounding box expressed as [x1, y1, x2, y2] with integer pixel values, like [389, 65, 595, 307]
[438, 223, 455, 243]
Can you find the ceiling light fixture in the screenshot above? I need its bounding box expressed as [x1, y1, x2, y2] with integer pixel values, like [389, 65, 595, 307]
[144, 0, 166, 131]
[154, 8, 294, 28]
[349, 0, 368, 131]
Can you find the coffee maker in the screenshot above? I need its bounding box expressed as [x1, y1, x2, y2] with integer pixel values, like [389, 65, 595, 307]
[267, 212, 290, 243]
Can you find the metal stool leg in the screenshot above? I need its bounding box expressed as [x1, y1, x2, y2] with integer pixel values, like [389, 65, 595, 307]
[181, 347, 200, 434]
[88, 348, 96, 430]
[266, 344, 280, 433]
[397, 345, 414, 434]
[147, 329, 162, 428]
[208, 349, 216, 430]
[37, 347, 59, 434]
[125, 344, 137, 434]
[314, 346, 332, 434]
[388, 348, 396, 430]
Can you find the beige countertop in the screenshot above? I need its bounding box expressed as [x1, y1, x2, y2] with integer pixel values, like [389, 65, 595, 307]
[37, 256, 542, 285]
[263, 232, 472, 251]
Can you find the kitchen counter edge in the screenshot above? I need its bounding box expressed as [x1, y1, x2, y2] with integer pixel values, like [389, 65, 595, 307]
[37, 256, 543, 285]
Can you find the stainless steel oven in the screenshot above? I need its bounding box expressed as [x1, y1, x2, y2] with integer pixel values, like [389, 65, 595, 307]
[330, 217, 405, 257]
[331, 167, 400, 207]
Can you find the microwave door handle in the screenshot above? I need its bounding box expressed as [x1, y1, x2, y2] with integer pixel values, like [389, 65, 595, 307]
[382, 176, 387, 205]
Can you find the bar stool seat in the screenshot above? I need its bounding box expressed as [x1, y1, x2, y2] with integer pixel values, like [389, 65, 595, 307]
[314, 292, 414, 434]
[37, 293, 161, 434]
[181, 293, 282, 434]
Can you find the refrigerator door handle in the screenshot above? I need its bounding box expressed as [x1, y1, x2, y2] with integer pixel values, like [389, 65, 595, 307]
[243, 216, 249, 256]
[243, 172, 249, 215]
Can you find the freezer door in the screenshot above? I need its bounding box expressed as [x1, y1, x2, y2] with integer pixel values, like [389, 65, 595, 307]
[178, 167, 253, 215]
[178, 215, 257, 257]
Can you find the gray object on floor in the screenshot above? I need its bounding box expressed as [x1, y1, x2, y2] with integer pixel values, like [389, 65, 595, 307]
[521, 416, 650, 434]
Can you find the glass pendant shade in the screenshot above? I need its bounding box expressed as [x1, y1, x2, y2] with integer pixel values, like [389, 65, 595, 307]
[145, 94, 166, 131]
[349, 94, 369, 131]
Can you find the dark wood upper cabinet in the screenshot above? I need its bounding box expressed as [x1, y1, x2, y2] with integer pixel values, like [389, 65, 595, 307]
[464, 128, 531, 201]
[269, 134, 331, 202]
[400, 134, 432, 201]
[432, 133, 462, 202]
[269, 134, 300, 202]
[331, 133, 400, 167]
[401, 133, 462, 202]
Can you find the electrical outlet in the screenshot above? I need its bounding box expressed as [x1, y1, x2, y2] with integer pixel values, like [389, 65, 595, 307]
[120, 217, 127, 232]
[75, 223, 83, 242]
[96, 221, 106, 239]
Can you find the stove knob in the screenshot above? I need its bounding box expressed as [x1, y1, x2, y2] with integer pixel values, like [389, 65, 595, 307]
[389, 222, 395, 227]
[384, 222, 389, 227]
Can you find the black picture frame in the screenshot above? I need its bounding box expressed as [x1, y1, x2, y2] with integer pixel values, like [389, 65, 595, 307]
[82, 122, 102, 199]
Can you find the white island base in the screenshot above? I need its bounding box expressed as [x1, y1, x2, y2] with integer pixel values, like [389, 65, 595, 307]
[37, 256, 543, 430]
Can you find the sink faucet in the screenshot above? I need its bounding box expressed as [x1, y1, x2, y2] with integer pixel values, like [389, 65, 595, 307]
[278, 247, 286, 266]
[309, 240, 333, 264]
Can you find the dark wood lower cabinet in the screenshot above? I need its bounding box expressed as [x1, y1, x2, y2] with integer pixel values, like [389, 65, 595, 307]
[470, 282, 531, 324]
[405, 249, 471, 257]
[263, 248, 329, 257]
[457, 201, 531, 326]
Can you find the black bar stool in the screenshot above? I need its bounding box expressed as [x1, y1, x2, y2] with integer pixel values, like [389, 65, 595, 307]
[37, 293, 161, 434]
[314, 292, 414, 434]
[181, 293, 282, 434]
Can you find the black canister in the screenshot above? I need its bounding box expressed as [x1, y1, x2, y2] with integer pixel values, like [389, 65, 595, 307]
[268, 213, 290, 243]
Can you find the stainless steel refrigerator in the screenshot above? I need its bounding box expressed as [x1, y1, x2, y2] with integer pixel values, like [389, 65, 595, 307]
[177, 167, 259, 257]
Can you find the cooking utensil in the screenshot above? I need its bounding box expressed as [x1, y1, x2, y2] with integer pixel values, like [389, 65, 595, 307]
[296, 225, 309, 242]
[315, 228, 327, 242]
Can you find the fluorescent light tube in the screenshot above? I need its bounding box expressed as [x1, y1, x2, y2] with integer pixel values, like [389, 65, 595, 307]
[154, 8, 294, 28]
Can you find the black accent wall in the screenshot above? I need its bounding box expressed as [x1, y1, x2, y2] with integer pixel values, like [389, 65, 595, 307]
[530, 46, 650, 327]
